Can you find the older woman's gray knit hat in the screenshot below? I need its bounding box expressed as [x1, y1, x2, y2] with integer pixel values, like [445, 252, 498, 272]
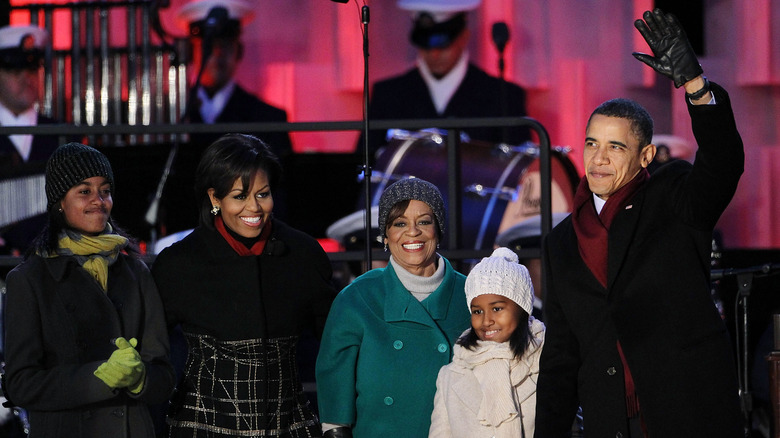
[378, 177, 445, 238]
[45, 142, 114, 211]
[465, 247, 534, 315]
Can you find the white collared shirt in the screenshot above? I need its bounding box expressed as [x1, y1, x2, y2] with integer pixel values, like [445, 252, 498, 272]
[0, 103, 38, 162]
[417, 51, 469, 115]
[593, 194, 607, 215]
[197, 81, 236, 124]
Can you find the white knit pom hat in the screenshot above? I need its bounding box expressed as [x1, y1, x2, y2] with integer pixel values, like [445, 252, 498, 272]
[465, 247, 534, 315]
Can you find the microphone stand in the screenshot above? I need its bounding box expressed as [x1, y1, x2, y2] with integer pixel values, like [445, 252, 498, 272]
[330, 0, 371, 270]
[712, 262, 780, 437]
[361, 5, 372, 271]
[491, 22, 509, 144]
[145, 19, 216, 250]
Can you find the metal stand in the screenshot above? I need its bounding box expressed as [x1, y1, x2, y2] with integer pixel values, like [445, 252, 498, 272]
[491, 22, 509, 144]
[767, 314, 780, 438]
[360, 5, 372, 271]
[713, 262, 780, 437]
[145, 7, 224, 247]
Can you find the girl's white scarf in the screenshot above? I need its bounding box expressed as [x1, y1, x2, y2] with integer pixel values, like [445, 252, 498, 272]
[452, 318, 544, 429]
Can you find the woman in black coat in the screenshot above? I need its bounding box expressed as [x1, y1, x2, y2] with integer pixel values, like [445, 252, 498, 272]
[3, 142, 175, 438]
[152, 134, 336, 437]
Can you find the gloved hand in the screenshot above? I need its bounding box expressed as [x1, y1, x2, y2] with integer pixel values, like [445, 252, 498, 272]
[632, 8, 702, 88]
[94, 337, 146, 393]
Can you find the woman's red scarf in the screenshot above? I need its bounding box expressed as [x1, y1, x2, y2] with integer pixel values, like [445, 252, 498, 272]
[214, 216, 272, 256]
[571, 168, 650, 425]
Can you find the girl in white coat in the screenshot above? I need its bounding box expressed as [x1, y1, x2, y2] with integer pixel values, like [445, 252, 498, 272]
[429, 247, 545, 438]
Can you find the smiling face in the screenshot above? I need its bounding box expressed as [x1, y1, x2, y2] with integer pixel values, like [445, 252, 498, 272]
[59, 176, 112, 235]
[208, 170, 273, 238]
[584, 114, 656, 200]
[384, 199, 439, 277]
[470, 293, 523, 343]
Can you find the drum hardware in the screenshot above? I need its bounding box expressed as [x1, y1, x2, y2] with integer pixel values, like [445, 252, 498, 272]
[385, 128, 470, 146]
[358, 137, 417, 206]
[496, 142, 573, 158]
[361, 170, 414, 185]
[472, 150, 528, 250]
[464, 184, 518, 202]
[494, 141, 538, 157]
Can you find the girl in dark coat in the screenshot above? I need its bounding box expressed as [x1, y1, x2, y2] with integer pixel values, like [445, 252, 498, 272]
[3, 142, 175, 438]
[152, 134, 336, 437]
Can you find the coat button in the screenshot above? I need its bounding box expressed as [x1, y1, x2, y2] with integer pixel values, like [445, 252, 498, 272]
[615, 432, 623, 438]
[393, 340, 403, 350]
[383, 397, 394, 406]
[607, 366, 617, 376]
[437, 343, 448, 353]
[112, 408, 124, 417]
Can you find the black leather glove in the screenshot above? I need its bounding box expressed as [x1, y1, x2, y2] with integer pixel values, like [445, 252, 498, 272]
[632, 8, 702, 88]
[323, 426, 353, 438]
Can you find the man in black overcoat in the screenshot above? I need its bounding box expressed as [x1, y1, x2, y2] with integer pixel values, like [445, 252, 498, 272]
[536, 9, 744, 437]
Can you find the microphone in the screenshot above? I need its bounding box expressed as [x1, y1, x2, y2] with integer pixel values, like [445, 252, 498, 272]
[201, 6, 229, 60]
[203, 6, 229, 39]
[491, 22, 510, 54]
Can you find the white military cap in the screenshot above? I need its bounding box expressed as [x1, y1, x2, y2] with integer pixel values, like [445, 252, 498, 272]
[398, 0, 480, 48]
[397, 0, 481, 22]
[0, 25, 48, 69]
[176, 0, 254, 36]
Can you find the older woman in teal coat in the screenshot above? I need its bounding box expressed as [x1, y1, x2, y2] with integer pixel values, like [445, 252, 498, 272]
[316, 178, 471, 438]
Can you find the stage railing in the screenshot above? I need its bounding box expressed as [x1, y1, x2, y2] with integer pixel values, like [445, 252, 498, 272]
[0, 115, 554, 276]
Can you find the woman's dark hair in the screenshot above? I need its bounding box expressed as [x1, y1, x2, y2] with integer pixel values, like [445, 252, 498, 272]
[457, 308, 534, 360]
[195, 133, 282, 228]
[384, 199, 443, 241]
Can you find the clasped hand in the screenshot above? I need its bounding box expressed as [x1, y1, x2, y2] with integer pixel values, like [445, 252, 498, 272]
[94, 337, 146, 393]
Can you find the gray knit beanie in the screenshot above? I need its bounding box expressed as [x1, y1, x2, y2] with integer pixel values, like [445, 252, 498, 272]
[465, 247, 534, 315]
[45, 142, 114, 212]
[378, 177, 445, 239]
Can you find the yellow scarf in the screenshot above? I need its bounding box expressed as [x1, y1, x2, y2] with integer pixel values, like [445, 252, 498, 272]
[46, 227, 128, 291]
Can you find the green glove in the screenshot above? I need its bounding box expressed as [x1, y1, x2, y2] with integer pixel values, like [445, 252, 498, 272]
[632, 8, 703, 88]
[94, 337, 146, 393]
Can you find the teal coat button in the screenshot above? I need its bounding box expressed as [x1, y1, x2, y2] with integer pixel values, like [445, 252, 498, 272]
[437, 343, 448, 353]
[393, 340, 403, 350]
[384, 397, 394, 405]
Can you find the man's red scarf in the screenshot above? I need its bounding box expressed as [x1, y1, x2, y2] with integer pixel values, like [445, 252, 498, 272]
[571, 168, 649, 423]
[571, 169, 649, 287]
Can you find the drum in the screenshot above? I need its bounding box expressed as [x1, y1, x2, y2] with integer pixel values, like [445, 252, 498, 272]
[329, 130, 538, 251]
[495, 148, 580, 240]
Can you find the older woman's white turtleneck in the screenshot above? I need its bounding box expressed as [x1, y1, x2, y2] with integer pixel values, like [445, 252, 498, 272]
[390, 254, 446, 301]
